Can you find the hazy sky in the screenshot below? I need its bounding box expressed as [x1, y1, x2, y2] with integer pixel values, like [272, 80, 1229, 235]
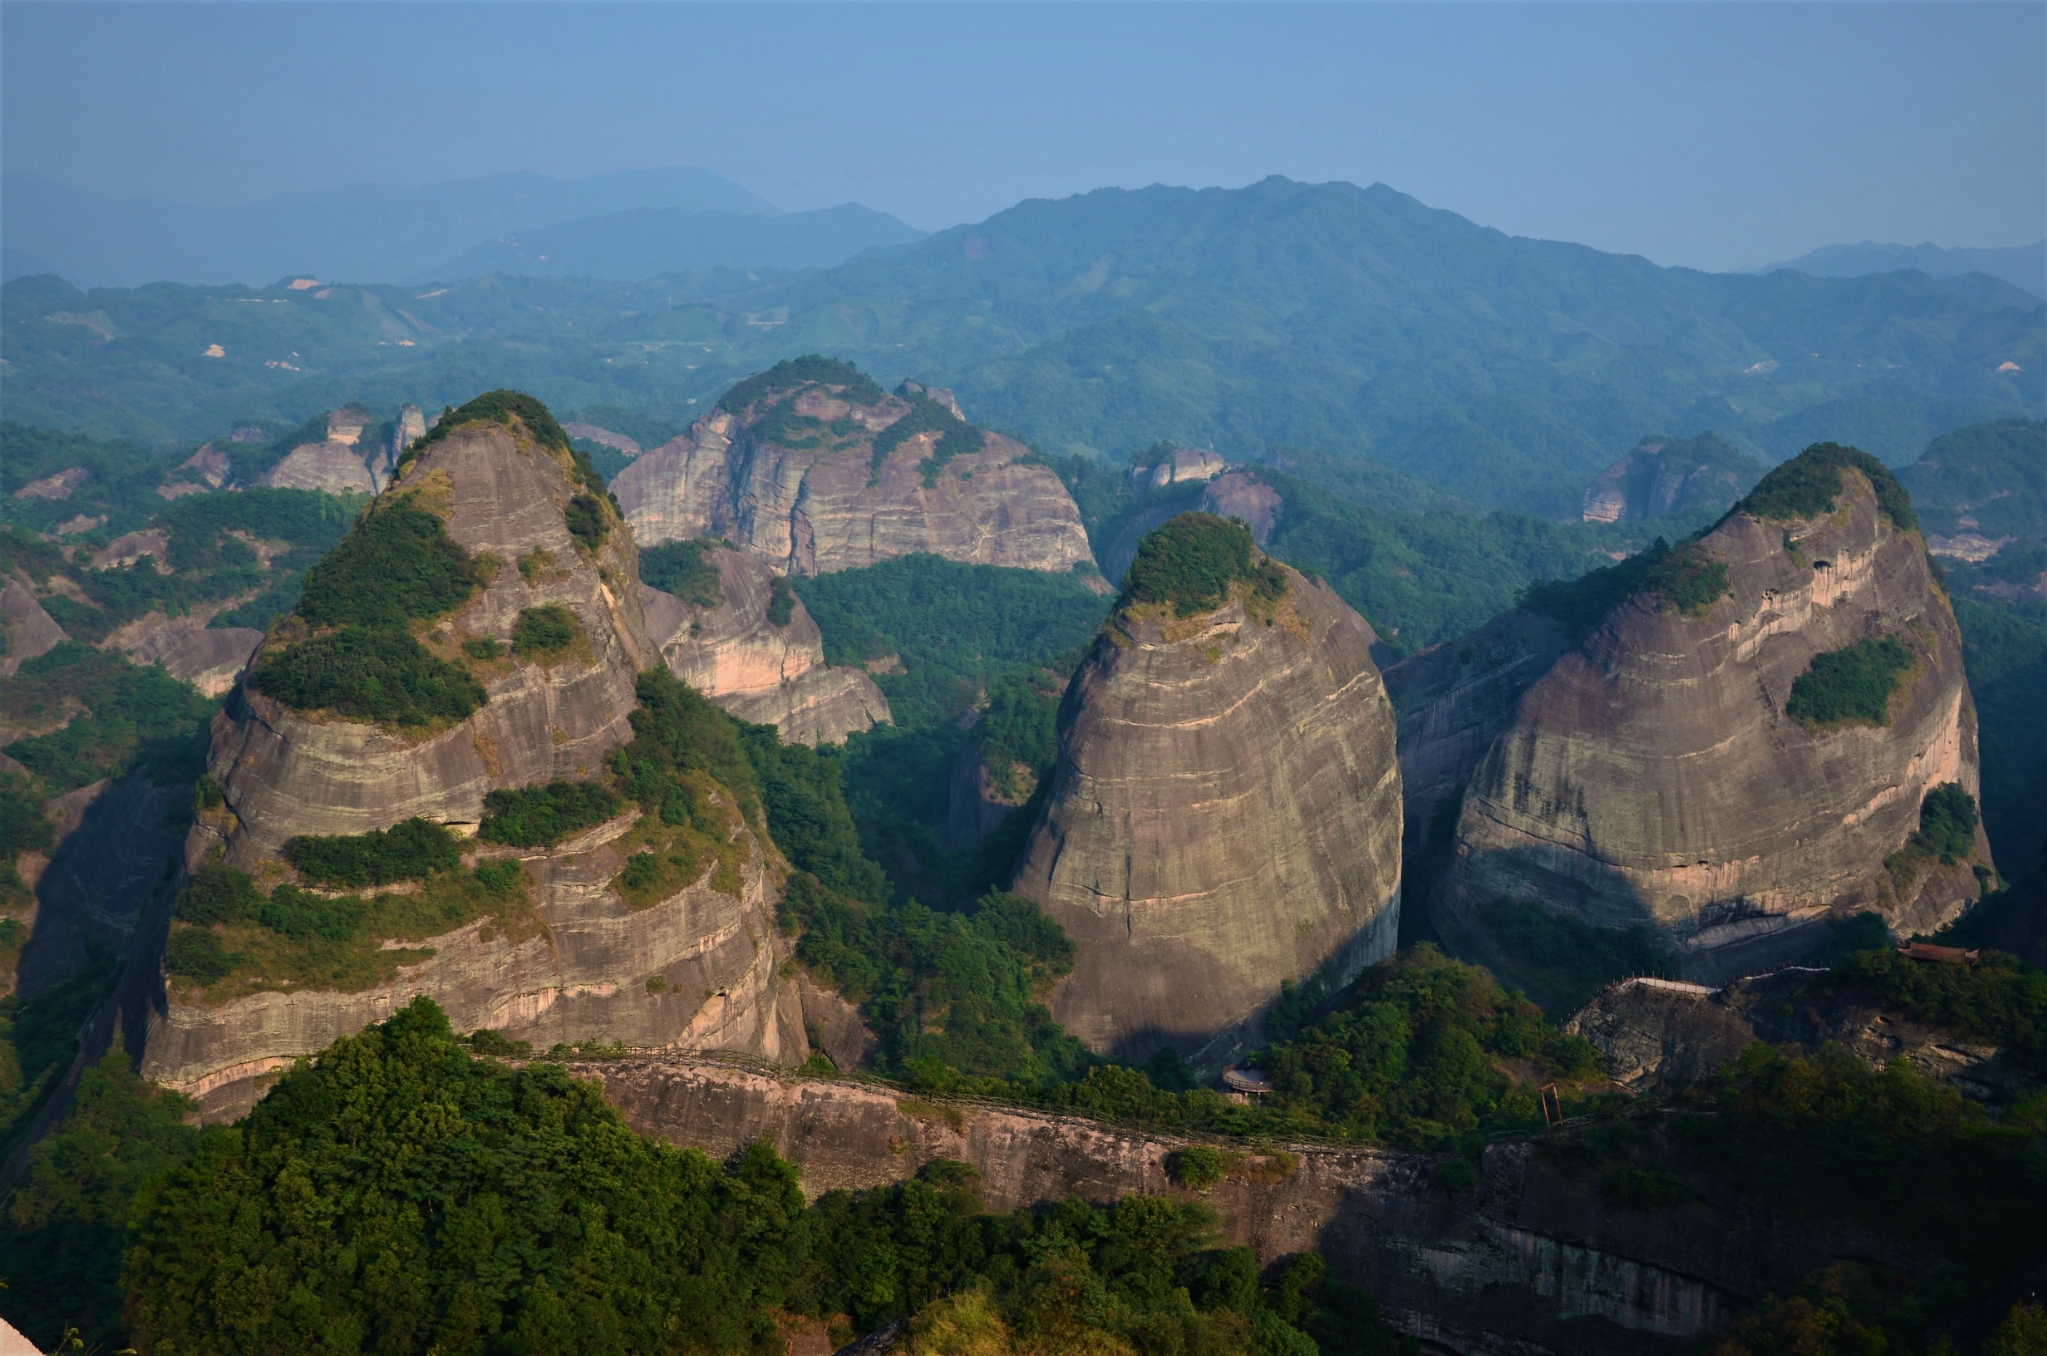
[3, 2, 2041, 272]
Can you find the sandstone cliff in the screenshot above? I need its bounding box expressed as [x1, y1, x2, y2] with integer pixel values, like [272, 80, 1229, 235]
[1439, 448, 1987, 989]
[1011, 519, 1402, 1068]
[1580, 435, 1764, 525]
[580, 1054, 1916, 1356]
[146, 401, 810, 1116]
[611, 360, 1092, 576]
[640, 544, 889, 745]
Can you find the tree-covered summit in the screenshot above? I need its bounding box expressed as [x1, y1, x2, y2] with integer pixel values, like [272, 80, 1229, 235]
[1735, 441, 1919, 533]
[1120, 512, 1289, 619]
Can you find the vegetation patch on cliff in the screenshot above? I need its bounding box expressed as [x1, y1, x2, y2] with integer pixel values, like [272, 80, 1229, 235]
[165, 857, 536, 999]
[250, 624, 487, 726]
[480, 778, 625, 848]
[1120, 512, 1288, 620]
[718, 353, 886, 414]
[866, 386, 987, 488]
[640, 536, 727, 609]
[282, 816, 463, 887]
[399, 388, 572, 472]
[1809, 938, 2046, 1073]
[292, 498, 483, 629]
[1518, 533, 1730, 637]
[1785, 633, 1917, 730]
[1736, 441, 1919, 534]
[511, 602, 589, 664]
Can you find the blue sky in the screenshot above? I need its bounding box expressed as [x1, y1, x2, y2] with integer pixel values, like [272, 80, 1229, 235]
[3, 2, 2041, 271]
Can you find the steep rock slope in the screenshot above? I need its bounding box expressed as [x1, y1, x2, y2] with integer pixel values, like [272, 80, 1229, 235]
[145, 398, 807, 1116]
[1580, 434, 1765, 524]
[640, 544, 889, 745]
[1010, 515, 1402, 1068]
[611, 359, 1093, 575]
[1439, 446, 1986, 987]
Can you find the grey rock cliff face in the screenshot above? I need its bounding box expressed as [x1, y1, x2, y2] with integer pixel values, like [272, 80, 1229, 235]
[1440, 470, 1984, 985]
[211, 425, 655, 851]
[146, 421, 809, 1114]
[611, 381, 1092, 576]
[583, 1056, 1912, 1356]
[640, 545, 889, 746]
[1010, 566, 1402, 1069]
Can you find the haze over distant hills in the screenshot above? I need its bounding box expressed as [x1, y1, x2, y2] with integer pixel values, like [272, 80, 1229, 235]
[410, 203, 925, 283]
[4, 177, 2040, 517]
[1750, 239, 2046, 301]
[0, 167, 786, 287]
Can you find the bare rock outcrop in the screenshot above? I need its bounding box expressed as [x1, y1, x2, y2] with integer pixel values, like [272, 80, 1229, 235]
[0, 576, 67, 677]
[1011, 523, 1402, 1069]
[1580, 435, 1764, 524]
[258, 440, 379, 495]
[122, 624, 264, 697]
[611, 361, 1093, 576]
[145, 406, 811, 1115]
[1440, 449, 1986, 987]
[640, 544, 889, 745]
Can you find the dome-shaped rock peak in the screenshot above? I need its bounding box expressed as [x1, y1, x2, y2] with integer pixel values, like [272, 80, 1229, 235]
[1436, 443, 1989, 1000]
[611, 356, 1094, 576]
[1009, 513, 1403, 1071]
[640, 537, 890, 745]
[148, 392, 807, 1119]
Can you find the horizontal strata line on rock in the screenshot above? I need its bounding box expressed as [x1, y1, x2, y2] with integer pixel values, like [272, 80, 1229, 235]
[1092, 665, 1378, 734]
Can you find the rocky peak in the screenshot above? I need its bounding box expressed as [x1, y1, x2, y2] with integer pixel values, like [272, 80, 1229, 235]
[640, 539, 890, 745]
[1438, 443, 1986, 998]
[1010, 513, 1402, 1069]
[611, 355, 1092, 576]
[1579, 433, 1765, 524]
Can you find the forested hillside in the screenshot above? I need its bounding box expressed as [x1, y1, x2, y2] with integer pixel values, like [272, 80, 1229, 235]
[6, 179, 2038, 516]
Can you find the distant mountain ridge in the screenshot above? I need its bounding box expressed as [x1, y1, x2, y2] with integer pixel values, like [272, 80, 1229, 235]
[411, 203, 925, 284]
[1, 167, 783, 288]
[1750, 239, 2046, 301]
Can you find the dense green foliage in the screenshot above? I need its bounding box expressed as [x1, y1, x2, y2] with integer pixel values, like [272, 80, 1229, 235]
[39, 998, 1402, 1356]
[1950, 596, 2047, 877]
[0, 1050, 201, 1351]
[1898, 417, 2045, 542]
[1736, 441, 1919, 533]
[718, 354, 885, 413]
[1, 641, 218, 791]
[511, 602, 585, 660]
[564, 492, 610, 551]
[1253, 946, 1600, 1151]
[293, 499, 482, 629]
[639, 537, 726, 609]
[1912, 783, 1979, 864]
[1785, 634, 1917, 730]
[0, 422, 188, 538]
[168, 858, 532, 993]
[250, 625, 487, 726]
[403, 388, 571, 468]
[784, 883, 1091, 1080]
[1121, 513, 1287, 618]
[480, 780, 625, 848]
[863, 385, 987, 487]
[767, 575, 797, 627]
[794, 553, 1107, 730]
[1820, 945, 2047, 1072]
[1517, 534, 1730, 639]
[283, 817, 464, 888]
[1684, 1042, 2047, 1278]
[1476, 900, 1679, 1011]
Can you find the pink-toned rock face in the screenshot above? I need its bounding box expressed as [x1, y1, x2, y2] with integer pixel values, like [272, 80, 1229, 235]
[612, 375, 1093, 576]
[1011, 564, 1403, 1071]
[641, 545, 889, 746]
[1439, 467, 1985, 989]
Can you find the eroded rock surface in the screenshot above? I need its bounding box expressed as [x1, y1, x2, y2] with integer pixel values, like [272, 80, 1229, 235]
[147, 416, 810, 1115]
[1580, 436, 1763, 524]
[1011, 562, 1402, 1069]
[0, 576, 66, 677]
[612, 370, 1092, 576]
[258, 441, 378, 495]
[1440, 463, 1985, 986]
[121, 625, 264, 698]
[640, 544, 888, 745]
